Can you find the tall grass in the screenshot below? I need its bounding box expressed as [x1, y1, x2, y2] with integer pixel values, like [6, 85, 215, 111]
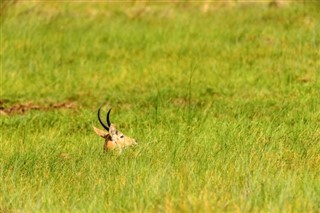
[1, 2, 320, 212]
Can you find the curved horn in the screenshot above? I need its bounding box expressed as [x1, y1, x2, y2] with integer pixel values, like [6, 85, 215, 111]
[98, 106, 109, 131]
[106, 108, 112, 127]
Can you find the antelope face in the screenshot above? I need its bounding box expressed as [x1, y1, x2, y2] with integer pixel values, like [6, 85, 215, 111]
[93, 107, 137, 153]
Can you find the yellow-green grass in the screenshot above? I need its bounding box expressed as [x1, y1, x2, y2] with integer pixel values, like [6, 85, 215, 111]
[1, 2, 319, 212]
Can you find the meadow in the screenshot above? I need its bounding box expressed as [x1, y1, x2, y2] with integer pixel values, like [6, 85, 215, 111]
[1, 2, 320, 212]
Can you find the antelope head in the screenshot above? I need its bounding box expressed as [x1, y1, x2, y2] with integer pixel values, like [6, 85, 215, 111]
[93, 107, 137, 153]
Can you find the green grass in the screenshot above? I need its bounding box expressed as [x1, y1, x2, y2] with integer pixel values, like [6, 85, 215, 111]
[1, 2, 320, 212]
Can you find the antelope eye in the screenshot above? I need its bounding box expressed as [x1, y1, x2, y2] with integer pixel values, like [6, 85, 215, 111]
[120, 135, 124, 139]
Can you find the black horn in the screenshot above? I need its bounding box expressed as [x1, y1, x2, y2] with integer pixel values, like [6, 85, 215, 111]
[98, 106, 109, 131]
[106, 108, 112, 127]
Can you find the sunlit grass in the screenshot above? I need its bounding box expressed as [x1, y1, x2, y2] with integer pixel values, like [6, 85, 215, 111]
[1, 2, 320, 212]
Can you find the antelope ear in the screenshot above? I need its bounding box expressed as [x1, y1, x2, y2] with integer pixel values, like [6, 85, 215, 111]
[93, 126, 109, 138]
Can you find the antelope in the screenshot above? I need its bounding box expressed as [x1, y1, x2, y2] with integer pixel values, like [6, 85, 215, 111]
[93, 107, 137, 153]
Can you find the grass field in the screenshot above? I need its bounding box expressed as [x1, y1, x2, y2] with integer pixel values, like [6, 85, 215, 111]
[1, 2, 320, 212]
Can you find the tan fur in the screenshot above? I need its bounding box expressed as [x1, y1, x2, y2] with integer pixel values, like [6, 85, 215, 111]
[93, 125, 137, 153]
[104, 139, 117, 152]
[93, 126, 108, 138]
